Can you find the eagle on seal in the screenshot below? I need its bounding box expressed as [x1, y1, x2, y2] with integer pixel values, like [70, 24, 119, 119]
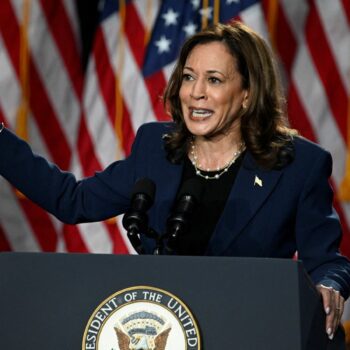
[115, 326, 171, 350]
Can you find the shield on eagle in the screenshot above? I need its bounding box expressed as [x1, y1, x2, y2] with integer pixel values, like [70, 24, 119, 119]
[114, 311, 171, 350]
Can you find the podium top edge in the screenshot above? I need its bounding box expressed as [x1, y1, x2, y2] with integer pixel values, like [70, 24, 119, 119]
[0, 251, 302, 265]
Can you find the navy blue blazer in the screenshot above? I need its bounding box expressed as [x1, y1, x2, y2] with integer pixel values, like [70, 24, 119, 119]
[0, 122, 349, 298]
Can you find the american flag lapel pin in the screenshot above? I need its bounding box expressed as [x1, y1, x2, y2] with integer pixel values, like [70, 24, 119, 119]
[254, 175, 263, 187]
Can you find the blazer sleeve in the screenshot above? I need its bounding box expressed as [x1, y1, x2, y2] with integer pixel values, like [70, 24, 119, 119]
[0, 125, 146, 224]
[295, 149, 350, 299]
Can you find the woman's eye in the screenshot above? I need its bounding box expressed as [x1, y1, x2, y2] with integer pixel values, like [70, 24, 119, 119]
[209, 77, 221, 84]
[182, 74, 193, 81]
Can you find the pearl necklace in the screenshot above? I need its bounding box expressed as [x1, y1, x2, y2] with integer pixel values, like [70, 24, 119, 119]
[190, 139, 245, 180]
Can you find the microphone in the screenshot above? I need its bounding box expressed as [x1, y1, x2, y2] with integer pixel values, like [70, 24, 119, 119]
[165, 178, 203, 253]
[122, 178, 156, 254]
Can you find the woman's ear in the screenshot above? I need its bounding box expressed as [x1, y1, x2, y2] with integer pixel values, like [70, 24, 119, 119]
[242, 90, 249, 109]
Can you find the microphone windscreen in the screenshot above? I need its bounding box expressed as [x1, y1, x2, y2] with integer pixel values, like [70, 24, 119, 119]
[177, 178, 203, 203]
[132, 178, 156, 202]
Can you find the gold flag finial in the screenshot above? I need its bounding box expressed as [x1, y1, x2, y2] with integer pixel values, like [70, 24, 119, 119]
[338, 94, 350, 201]
[16, 0, 32, 141]
[266, 0, 278, 49]
[115, 0, 126, 157]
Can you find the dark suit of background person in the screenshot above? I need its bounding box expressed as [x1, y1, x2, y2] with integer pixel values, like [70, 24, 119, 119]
[0, 121, 349, 301]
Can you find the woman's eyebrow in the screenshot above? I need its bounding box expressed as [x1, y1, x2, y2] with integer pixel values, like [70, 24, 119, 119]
[183, 66, 226, 77]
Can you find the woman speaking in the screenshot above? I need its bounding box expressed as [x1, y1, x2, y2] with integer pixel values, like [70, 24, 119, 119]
[0, 21, 349, 342]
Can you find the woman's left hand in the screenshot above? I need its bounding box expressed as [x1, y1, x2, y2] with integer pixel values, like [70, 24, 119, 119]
[317, 284, 345, 340]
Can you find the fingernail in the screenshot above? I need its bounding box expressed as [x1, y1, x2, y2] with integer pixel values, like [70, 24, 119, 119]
[325, 307, 330, 315]
[328, 333, 334, 340]
[327, 327, 332, 336]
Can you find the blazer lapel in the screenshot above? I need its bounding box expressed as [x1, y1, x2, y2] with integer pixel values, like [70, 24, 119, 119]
[207, 151, 283, 255]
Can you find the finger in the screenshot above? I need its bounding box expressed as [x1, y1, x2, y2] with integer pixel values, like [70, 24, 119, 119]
[340, 296, 345, 313]
[332, 291, 341, 331]
[326, 296, 336, 339]
[318, 286, 335, 338]
[333, 294, 345, 332]
[317, 285, 332, 315]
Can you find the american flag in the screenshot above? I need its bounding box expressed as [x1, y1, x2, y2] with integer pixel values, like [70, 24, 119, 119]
[0, 0, 350, 260]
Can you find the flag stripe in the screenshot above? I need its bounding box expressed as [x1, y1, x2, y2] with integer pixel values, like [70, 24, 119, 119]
[28, 2, 80, 149]
[342, 0, 350, 23]
[288, 84, 317, 142]
[77, 115, 103, 175]
[0, 2, 72, 168]
[124, 2, 147, 69]
[0, 223, 11, 251]
[122, 2, 168, 123]
[292, 43, 346, 185]
[305, 1, 347, 142]
[83, 58, 123, 168]
[264, 1, 297, 78]
[0, 36, 21, 127]
[144, 72, 169, 121]
[106, 220, 129, 254]
[316, 0, 350, 92]
[101, 14, 159, 131]
[0, 181, 41, 251]
[63, 224, 89, 252]
[18, 197, 58, 251]
[93, 28, 118, 127]
[28, 60, 72, 167]
[39, 0, 83, 96]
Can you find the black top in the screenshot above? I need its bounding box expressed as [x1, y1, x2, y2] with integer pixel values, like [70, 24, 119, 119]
[175, 152, 244, 255]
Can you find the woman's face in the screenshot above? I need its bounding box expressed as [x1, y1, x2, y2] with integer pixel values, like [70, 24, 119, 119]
[179, 41, 248, 138]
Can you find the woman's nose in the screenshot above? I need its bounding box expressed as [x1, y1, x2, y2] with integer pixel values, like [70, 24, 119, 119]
[190, 80, 207, 100]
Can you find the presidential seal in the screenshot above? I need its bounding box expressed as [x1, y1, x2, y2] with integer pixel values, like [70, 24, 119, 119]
[82, 286, 201, 350]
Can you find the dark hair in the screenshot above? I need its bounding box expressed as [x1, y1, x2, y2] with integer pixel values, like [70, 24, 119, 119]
[163, 21, 296, 169]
